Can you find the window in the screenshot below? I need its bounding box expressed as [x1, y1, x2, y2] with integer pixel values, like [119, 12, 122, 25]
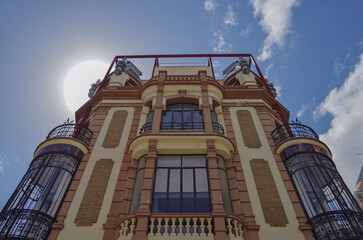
[161, 104, 204, 130]
[152, 155, 211, 213]
[217, 156, 233, 214]
[211, 108, 224, 134]
[143, 109, 154, 132]
[129, 157, 146, 213]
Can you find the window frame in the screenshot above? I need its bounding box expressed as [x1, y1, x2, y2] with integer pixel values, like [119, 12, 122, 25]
[151, 154, 211, 213]
[160, 103, 204, 130]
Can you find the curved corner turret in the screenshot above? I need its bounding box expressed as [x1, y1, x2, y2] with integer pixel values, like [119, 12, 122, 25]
[272, 123, 363, 240]
[0, 124, 93, 240]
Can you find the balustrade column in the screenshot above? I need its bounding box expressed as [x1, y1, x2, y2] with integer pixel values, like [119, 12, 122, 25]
[206, 140, 229, 240]
[133, 139, 157, 240]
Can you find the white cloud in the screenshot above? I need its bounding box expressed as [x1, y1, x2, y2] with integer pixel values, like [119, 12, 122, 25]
[345, 46, 352, 59]
[250, 0, 300, 61]
[314, 52, 363, 191]
[359, 39, 363, 47]
[213, 60, 222, 67]
[334, 59, 345, 77]
[264, 63, 274, 78]
[224, 4, 237, 26]
[273, 80, 283, 100]
[240, 25, 252, 37]
[213, 32, 232, 53]
[204, 0, 216, 11]
[0, 161, 3, 173]
[296, 97, 316, 118]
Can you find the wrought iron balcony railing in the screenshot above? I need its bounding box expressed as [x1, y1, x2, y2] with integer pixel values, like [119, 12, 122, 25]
[212, 122, 225, 135]
[139, 122, 225, 135]
[271, 123, 319, 146]
[47, 124, 93, 146]
[139, 122, 153, 134]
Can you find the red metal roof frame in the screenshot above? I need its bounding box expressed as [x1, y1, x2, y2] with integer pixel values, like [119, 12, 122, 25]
[98, 53, 273, 96]
[90, 54, 288, 123]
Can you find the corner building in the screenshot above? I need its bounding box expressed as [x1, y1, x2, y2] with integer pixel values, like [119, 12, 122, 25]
[1, 54, 362, 240]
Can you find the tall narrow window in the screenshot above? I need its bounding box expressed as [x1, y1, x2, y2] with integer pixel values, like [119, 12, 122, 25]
[160, 104, 204, 130]
[218, 156, 233, 214]
[145, 109, 154, 131]
[129, 157, 145, 213]
[152, 155, 211, 213]
[211, 108, 224, 134]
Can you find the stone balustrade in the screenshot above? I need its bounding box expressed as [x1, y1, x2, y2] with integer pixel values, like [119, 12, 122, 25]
[118, 214, 246, 239]
[226, 217, 244, 240]
[148, 216, 213, 239]
[118, 217, 136, 240]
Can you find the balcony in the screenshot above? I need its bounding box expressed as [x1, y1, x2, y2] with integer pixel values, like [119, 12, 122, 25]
[118, 214, 245, 240]
[47, 124, 93, 146]
[271, 123, 319, 146]
[212, 122, 225, 135]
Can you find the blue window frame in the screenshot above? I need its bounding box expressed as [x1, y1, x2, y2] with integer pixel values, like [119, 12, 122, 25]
[152, 155, 211, 213]
[160, 104, 204, 130]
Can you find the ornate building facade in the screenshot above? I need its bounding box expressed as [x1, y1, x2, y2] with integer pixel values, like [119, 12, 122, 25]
[0, 54, 362, 240]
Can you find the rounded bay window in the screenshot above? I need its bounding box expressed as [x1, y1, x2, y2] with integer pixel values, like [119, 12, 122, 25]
[285, 152, 363, 239]
[0, 153, 80, 239]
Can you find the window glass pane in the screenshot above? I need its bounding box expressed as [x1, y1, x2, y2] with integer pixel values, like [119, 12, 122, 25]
[146, 111, 154, 123]
[182, 155, 205, 167]
[193, 111, 203, 122]
[173, 112, 182, 130]
[217, 157, 225, 169]
[195, 169, 209, 192]
[173, 112, 182, 122]
[183, 111, 192, 129]
[182, 104, 198, 110]
[196, 192, 211, 212]
[154, 169, 168, 192]
[161, 111, 172, 123]
[167, 104, 182, 110]
[168, 169, 181, 212]
[158, 156, 181, 167]
[211, 111, 218, 123]
[130, 169, 145, 213]
[219, 168, 233, 214]
[193, 111, 204, 129]
[138, 157, 146, 169]
[183, 169, 194, 212]
[153, 169, 168, 213]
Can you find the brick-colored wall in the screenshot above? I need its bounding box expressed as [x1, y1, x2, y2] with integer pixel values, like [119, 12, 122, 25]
[236, 110, 261, 148]
[74, 159, 114, 226]
[103, 110, 128, 148]
[250, 159, 288, 227]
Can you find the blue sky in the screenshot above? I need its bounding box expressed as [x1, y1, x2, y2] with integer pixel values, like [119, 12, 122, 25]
[0, 0, 362, 208]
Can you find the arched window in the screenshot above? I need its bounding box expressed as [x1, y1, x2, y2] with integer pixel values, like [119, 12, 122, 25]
[161, 104, 204, 130]
[152, 155, 211, 213]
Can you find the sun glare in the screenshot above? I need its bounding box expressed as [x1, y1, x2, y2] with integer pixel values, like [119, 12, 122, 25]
[63, 60, 109, 112]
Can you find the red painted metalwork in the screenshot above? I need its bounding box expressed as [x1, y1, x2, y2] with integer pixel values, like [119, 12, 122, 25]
[79, 106, 92, 126]
[95, 57, 117, 94]
[208, 57, 215, 79]
[249, 55, 273, 97]
[92, 53, 288, 122]
[273, 104, 289, 125]
[151, 57, 159, 77]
